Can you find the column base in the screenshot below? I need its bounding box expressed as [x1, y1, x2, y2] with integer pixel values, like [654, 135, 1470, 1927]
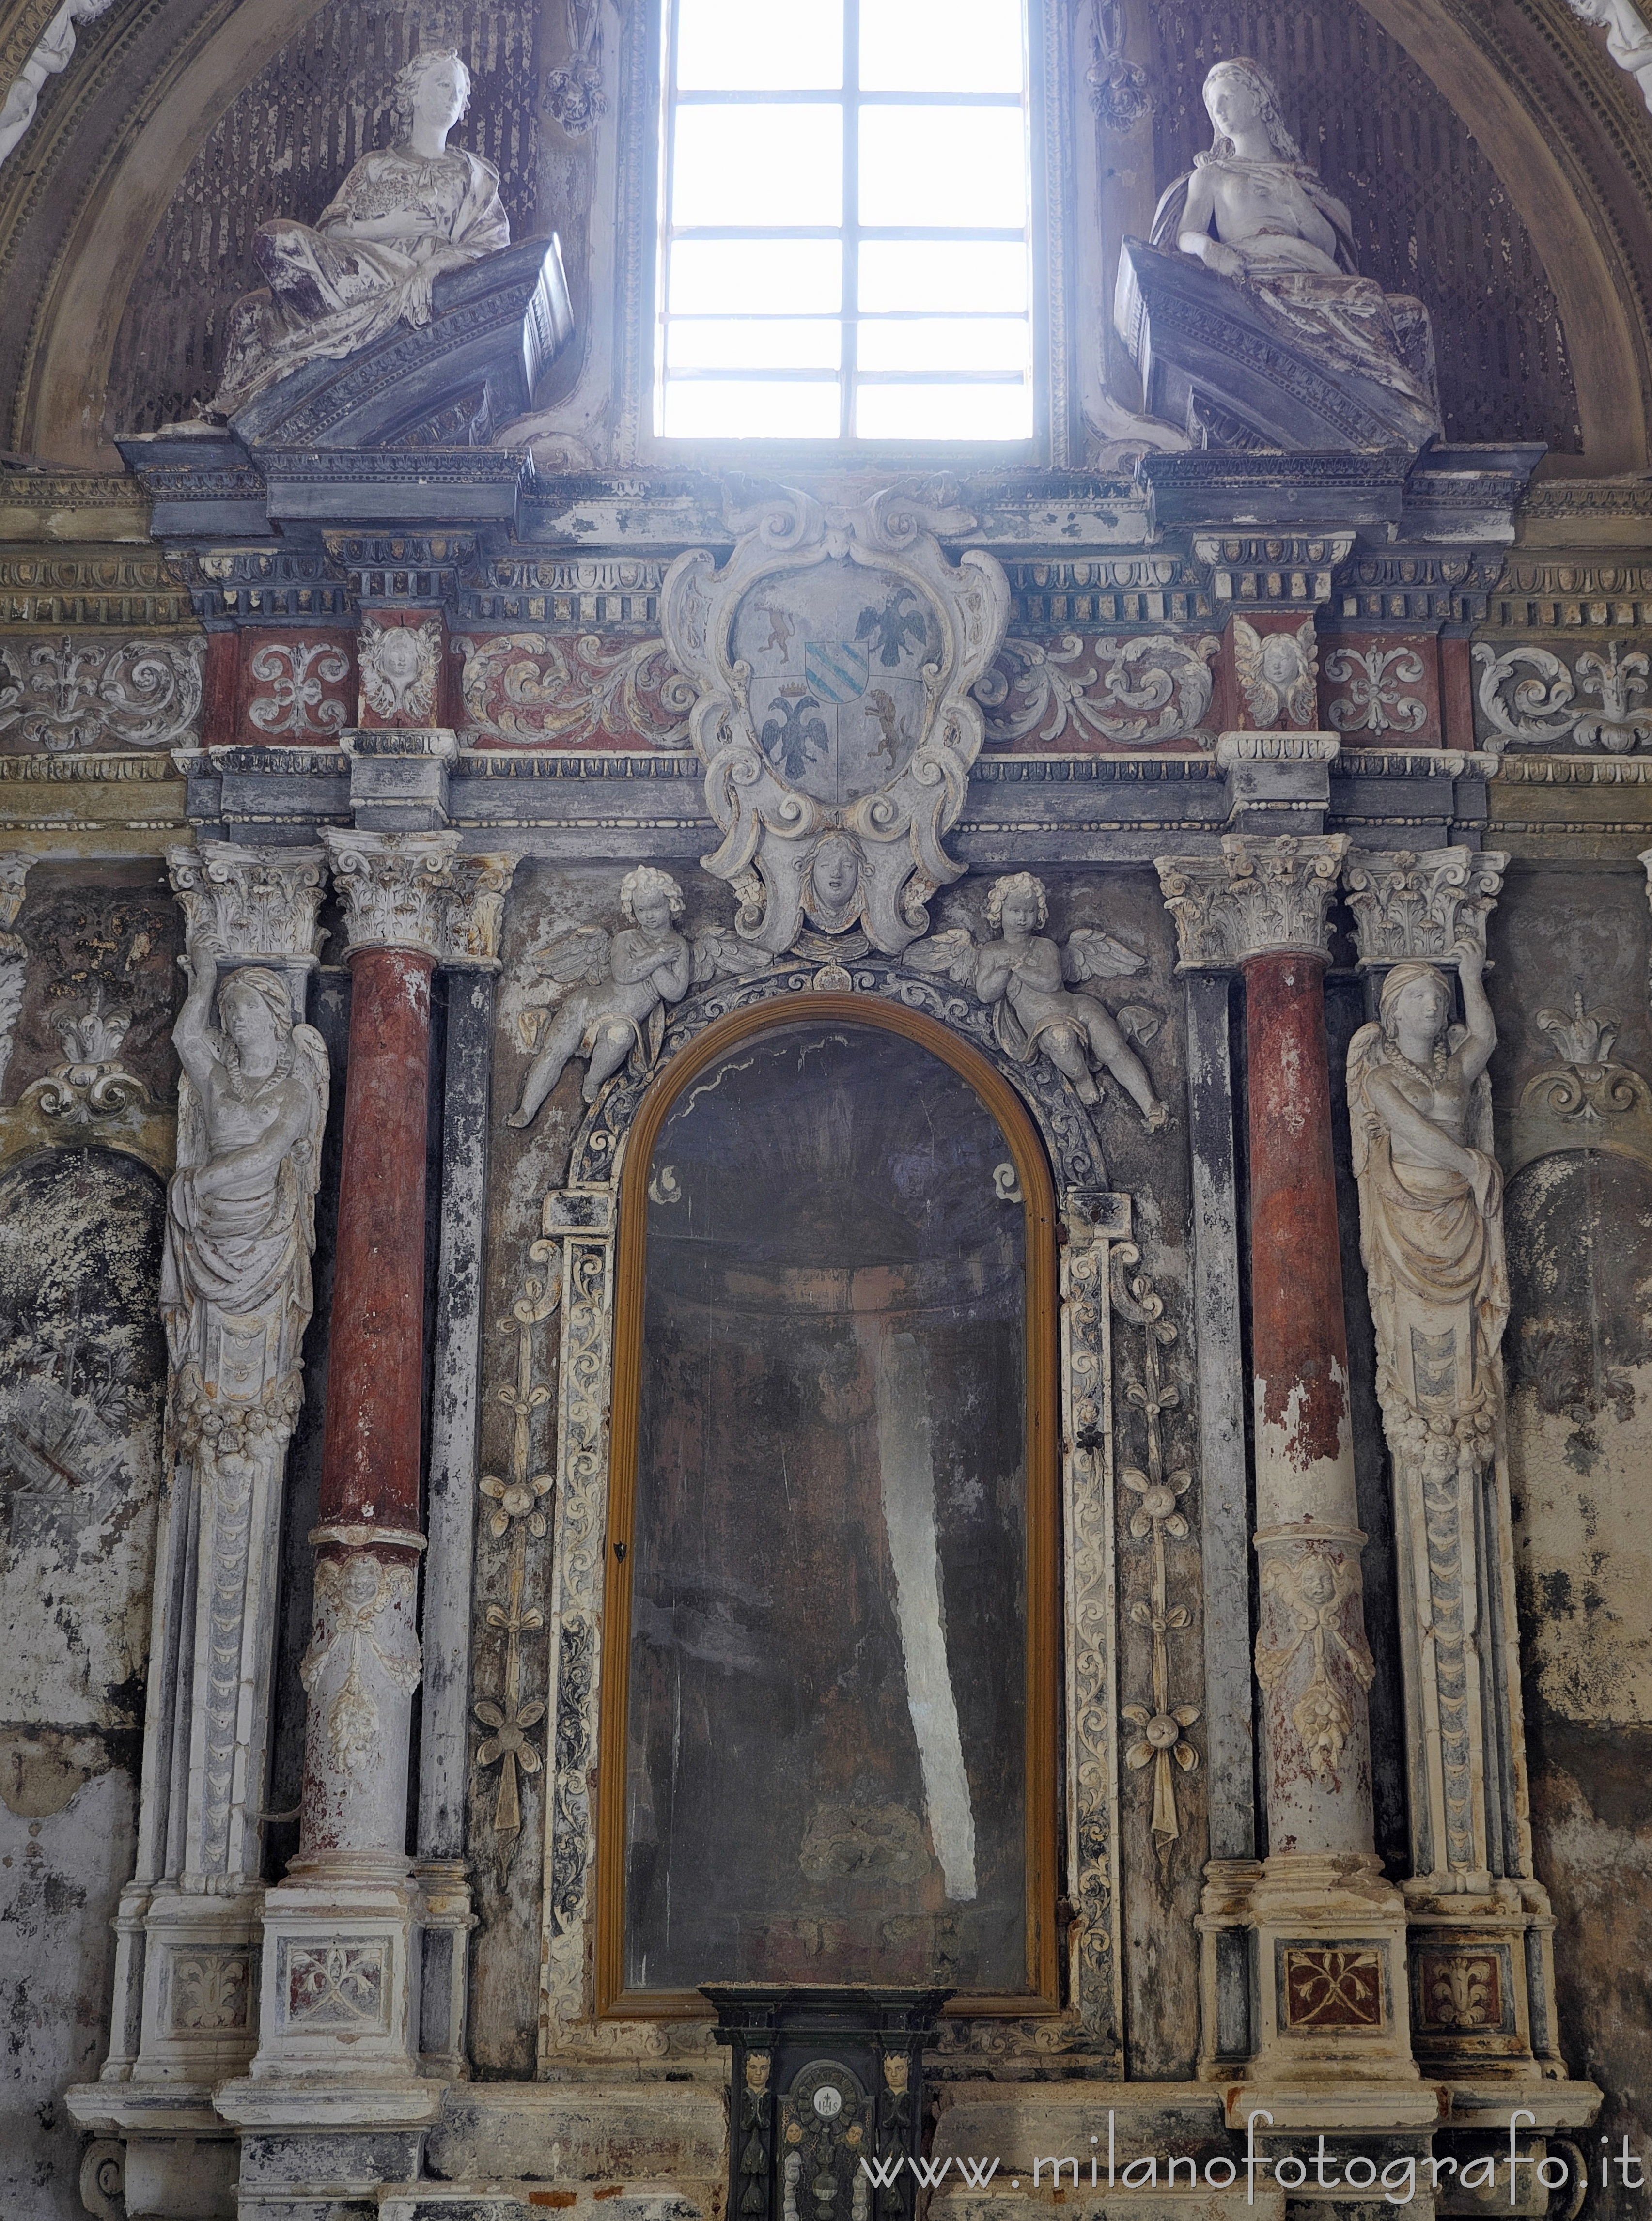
[1226, 1852, 1422, 2087]
[1403, 1879, 1569, 2081]
[247, 1867, 425, 2081]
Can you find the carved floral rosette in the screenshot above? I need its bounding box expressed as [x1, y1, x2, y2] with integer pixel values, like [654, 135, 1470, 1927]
[660, 487, 1010, 954]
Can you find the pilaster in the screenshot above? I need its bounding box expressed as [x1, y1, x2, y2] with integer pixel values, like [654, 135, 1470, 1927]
[1156, 834, 1418, 2104]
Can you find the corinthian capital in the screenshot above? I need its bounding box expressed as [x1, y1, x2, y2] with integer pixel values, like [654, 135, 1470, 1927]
[322, 829, 460, 959]
[440, 853, 518, 971]
[167, 840, 328, 973]
[1342, 846, 1508, 971]
[1155, 834, 1349, 969]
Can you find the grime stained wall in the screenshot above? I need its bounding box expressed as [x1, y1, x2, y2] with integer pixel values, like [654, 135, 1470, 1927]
[1490, 863, 1652, 2213]
[0, 870, 179, 2221]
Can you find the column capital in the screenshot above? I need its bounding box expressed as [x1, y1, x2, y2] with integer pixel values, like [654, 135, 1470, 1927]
[1343, 843, 1508, 971]
[322, 828, 460, 959]
[440, 852, 518, 972]
[1155, 833, 1350, 970]
[166, 838, 328, 978]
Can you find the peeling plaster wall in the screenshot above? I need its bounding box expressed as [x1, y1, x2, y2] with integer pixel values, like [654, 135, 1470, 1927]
[1490, 866, 1652, 2213]
[0, 1146, 167, 2221]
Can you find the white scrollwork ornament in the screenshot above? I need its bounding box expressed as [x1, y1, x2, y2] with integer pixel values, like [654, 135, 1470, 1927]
[660, 486, 1010, 953]
[1473, 639, 1652, 754]
[0, 633, 206, 751]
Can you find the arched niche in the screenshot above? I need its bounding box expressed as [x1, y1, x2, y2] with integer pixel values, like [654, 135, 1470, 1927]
[6, 0, 1652, 467]
[594, 997, 1060, 2020]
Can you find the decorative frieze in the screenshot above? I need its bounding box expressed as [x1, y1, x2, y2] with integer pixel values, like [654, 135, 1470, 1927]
[1322, 641, 1432, 738]
[245, 637, 354, 740]
[977, 632, 1218, 748]
[0, 549, 192, 628]
[1155, 833, 1349, 968]
[187, 546, 353, 626]
[1191, 532, 1355, 606]
[1342, 846, 1508, 969]
[454, 631, 693, 747]
[458, 556, 667, 628]
[0, 633, 206, 751]
[1474, 640, 1652, 753]
[0, 854, 26, 1095]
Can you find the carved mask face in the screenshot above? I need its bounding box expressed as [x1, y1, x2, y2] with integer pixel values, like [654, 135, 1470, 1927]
[377, 628, 424, 684]
[1297, 1556, 1336, 1610]
[811, 839, 861, 909]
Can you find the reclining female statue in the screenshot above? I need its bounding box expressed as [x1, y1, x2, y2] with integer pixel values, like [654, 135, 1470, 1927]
[208, 48, 509, 418]
[1133, 55, 1439, 440]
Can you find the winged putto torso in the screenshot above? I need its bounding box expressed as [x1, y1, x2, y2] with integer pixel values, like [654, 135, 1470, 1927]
[907, 873, 1168, 1131]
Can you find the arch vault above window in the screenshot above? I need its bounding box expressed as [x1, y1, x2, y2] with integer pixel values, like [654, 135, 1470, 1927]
[655, 0, 1035, 445]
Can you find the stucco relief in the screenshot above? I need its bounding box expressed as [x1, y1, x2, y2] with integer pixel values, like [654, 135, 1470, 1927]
[660, 488, 1009, 956]
[905, 872, 1168, 1129]
[0, 634, 205, 754]
[1474, 640, 1652, 753]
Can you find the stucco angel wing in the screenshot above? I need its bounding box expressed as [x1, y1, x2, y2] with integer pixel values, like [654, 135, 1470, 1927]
[1344, 1021, 1386, 1180]
[1062, 926, 1148, 984]
[529, 923, 613, 991]
[904, 927, 981, 988]
[690, 927, 772, 985]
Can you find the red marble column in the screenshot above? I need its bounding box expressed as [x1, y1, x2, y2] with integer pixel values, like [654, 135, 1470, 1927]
[1244, 944, 1374, 1861]
[291, 834, 459, 1878]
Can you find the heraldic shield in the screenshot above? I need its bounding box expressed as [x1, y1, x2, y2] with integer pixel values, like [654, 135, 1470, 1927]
[661, 484, 1011, 955]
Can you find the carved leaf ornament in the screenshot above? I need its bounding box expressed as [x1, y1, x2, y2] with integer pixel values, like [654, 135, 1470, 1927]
[660, 487, 1010, 954]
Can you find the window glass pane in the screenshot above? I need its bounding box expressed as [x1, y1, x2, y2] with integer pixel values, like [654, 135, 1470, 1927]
[670, 240, 842, 316]
[858, 239, 1027, 314]
[668, 319, 842, 372]
[855, 381, 1032, 441]
[857, 316, 1028, 374]
[676, 0, 843, 91]
[858, 107, 1026, 230]
[672, 105, 842, 228]
[860, 0, 1024, 93]
[663, 379, 842, 439]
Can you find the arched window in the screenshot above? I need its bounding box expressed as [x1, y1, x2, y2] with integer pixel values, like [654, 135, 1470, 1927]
[655, 0, 1035, 445]
[598, 999, 1058, 2016]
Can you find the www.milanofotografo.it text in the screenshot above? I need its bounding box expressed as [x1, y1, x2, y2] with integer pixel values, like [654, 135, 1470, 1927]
[856, 2111, 1644, 2208]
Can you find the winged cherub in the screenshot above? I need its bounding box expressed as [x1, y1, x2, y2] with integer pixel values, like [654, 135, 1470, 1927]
[908, 872, 1169, 1131]
[509, 867, 694, 1127]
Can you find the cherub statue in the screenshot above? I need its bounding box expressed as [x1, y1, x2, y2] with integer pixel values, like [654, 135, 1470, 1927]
[907, 872, 1169, 1131]
[508, 868, 769, 1128]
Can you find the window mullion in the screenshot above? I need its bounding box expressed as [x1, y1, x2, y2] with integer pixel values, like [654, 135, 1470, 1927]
[841, 0, 858, 443]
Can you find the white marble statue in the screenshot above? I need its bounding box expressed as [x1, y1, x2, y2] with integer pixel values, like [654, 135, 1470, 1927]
[208, 48, 509, 418]
[909, 872, 1169, 1130]
[161, 948, 330, 1403]
[1152, 55, 1436, 418]
[1347, 953, 1508, 1424]
[1567, 0, 1652, 115]
[0, 0, 113, 170]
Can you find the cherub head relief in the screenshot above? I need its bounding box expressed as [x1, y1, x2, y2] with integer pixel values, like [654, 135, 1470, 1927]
[620, 864, 686, 936]
[360, 617, 440, 724]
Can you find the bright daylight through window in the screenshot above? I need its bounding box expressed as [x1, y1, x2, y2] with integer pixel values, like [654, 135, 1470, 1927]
[657, 0, 1032, 443]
